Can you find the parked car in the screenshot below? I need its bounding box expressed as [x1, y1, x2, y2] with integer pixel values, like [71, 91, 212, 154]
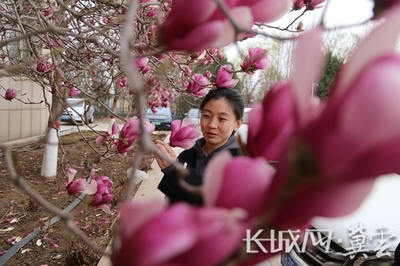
[185, 108, 200, 127]
[281, 173, 400, 266]
[61, 98, 95, 124]
[145, 107, 173, 130]
[236, 107, 252, 143]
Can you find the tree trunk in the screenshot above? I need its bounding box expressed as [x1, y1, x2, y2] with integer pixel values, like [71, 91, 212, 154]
[41, 69, 63, 178]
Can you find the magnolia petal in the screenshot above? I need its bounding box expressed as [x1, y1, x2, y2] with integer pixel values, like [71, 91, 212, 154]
[211, 7, 254, 48]
[249, 0, 292, 22]
[352, 134, 400, 177]
[203, 151, 233, 207]
[118, 200, 164, 237]
[83, 179, 97, 195]
[247, 83, 295, 160]
[212, 156, 274, 218]
[247, 103, 263, 139]
[186, 128, 202, 140]
[96, 193, 113, 206]
[270, 178, 376, 230]
[95, 135, 106, 144]
[339, 56, 400, 150]
[114, 203, 198, 266]
[66, 178, 87, 194]
[111, 121, 119, 135]
[181, 117, 195, 127]
[164, 21, 225, 51]
[162, 0, 217, 34]
[99, 204, 111, 214]
[66, 168, 77, 184]
[170, 119, 182, 139]
[292, 26, 324, 127]
[334, 3, 400, 96]
[169, 207, 248, 266]
[217, 79, 239, 88]
[172, 139, 197, 150]
[172, 126, 199, 140]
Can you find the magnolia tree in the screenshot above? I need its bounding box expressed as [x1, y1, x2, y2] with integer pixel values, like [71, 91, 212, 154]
[2, 0, 400, 265]
[0, 0, 273, 178]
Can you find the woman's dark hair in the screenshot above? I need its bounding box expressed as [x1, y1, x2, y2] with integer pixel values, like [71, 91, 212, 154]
[199, 88, 245, 120]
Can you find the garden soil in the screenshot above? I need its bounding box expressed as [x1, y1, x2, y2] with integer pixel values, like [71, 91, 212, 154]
[0, 130, 167, 266]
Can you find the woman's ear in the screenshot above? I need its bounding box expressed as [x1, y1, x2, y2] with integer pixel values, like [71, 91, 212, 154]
[234, 118, 243, 131]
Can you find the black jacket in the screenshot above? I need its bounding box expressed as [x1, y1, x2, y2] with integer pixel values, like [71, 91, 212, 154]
[157, 136, 240, 205]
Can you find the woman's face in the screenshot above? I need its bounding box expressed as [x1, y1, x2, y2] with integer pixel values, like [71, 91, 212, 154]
[200, 98, 242, 151]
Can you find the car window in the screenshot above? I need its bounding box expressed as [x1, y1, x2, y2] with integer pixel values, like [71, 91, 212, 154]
[66, 99, 85, 108]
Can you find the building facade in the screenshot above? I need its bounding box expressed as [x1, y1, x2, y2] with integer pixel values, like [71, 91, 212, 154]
[0, 76, 50, 143]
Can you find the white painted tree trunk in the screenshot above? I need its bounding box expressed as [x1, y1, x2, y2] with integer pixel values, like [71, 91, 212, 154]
[41, 65, 64, 179]
[41, 127, 59, 178]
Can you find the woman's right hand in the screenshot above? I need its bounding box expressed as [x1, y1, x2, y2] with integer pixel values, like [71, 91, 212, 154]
[153, 140, 177, 170]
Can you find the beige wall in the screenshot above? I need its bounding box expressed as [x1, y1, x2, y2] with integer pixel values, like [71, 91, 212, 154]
[0, 76, 49, 143]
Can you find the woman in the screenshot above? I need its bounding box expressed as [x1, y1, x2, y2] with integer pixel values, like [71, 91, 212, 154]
[154, 88, 244, 205]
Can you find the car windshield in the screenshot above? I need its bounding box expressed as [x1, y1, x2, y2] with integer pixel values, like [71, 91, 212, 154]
[66, 99, 84, 108]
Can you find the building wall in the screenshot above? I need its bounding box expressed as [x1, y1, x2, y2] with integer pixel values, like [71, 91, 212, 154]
[0, 76, 50, 143]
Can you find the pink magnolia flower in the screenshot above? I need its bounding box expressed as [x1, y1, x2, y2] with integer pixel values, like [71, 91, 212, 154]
[186, 74, 210, 97]
[116, 117, 155, 157]
[135, 57, 150, 74]
[36, 59, 53, 73]
[96, 121, 119, 144]
[241, 47, 269, 74]
[4, 88, 17, 101]
[214, 65, 238, 88]
[112, 200, 248, 266]
[170, 118, 202, 149]
[118, 77, 128, 87]
[89, 170, 113, 212]
[65, 168, 97, 195]
[69, 86, 81, 97]
[161, 0, 291, 51]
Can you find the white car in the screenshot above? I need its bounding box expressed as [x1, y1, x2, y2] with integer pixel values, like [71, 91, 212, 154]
[61, 98, 95, 124]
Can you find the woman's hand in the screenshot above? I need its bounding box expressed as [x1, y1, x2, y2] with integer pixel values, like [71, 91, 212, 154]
[153, 140, 177, 170]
